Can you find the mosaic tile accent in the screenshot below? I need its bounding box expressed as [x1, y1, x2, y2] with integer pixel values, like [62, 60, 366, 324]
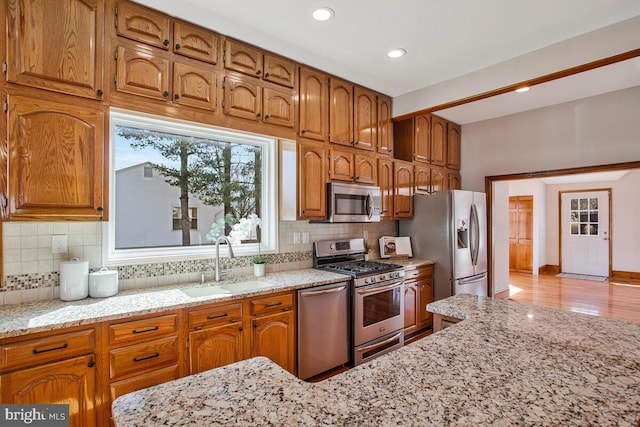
[1, 251, 313, 292]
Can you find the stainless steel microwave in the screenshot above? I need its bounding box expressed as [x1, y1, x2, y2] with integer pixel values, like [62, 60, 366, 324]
[326, 182, 381, 223]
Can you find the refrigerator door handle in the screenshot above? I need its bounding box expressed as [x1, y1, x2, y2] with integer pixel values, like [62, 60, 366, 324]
[470, 203, 480, 266]
[458, 272, 488, 285]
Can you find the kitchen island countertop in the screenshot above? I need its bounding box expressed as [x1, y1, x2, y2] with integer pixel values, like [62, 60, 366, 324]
[112, 294, 640, 426]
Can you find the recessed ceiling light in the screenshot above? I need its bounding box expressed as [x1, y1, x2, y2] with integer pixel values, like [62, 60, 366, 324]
[387, 48, 407, 59]
[312, 7, 334, 21]
[515, 86, 530, 93]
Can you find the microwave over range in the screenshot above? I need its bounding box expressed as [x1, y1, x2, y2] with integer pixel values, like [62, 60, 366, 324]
[319, 182, 381, 223]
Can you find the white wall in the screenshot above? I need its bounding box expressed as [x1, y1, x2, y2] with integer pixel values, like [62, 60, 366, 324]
[461, 86, 640, 192]
[544, 170, 640, 272]
[508, 180, 547, 275]
[492, 181, 510, 294]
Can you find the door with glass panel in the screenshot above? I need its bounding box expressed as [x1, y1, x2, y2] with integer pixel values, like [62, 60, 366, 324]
[560, 190, 610, 277]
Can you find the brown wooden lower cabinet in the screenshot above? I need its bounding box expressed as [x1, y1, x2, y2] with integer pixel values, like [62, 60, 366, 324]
[403, 265, 434, 338]
[432, 314, 462, 332]
[251, 310, 295, 374]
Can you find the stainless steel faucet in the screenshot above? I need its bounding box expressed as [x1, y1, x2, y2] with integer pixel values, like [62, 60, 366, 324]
[214, 236, 235, 281]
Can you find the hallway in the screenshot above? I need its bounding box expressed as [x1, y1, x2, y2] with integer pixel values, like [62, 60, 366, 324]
[498, 272, 640, 323]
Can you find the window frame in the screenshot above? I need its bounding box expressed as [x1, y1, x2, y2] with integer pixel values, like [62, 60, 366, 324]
[103, 109, 278, 266]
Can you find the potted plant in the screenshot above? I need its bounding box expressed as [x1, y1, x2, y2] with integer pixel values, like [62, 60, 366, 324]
[253, 230, 267, 277]
[363, 240, 371, 261]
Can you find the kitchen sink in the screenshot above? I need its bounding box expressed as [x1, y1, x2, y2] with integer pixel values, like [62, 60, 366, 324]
[181, 286, 230, 298]
[221, 280, 273, 292]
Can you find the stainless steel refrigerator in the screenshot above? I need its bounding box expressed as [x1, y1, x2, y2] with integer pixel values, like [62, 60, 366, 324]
[399, 190, 488, 301]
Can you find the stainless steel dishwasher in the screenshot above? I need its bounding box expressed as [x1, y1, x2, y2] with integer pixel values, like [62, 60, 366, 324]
[297, 281, 350, 380]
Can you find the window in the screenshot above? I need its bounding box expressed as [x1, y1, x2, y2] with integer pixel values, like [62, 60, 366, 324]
[105, 110, 278, 265]
[173, 207, 198, 230]
[569, 197, 599, 236]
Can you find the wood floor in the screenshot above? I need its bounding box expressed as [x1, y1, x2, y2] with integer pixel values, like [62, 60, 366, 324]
[497, 271, 640, 323]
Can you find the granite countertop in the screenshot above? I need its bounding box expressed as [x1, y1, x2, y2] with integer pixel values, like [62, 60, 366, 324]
[0, 268, 350, 339]
[112, 294, 640, 426]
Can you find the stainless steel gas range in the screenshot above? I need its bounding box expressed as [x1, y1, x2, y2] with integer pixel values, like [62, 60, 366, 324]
[314, 238, 405, 366]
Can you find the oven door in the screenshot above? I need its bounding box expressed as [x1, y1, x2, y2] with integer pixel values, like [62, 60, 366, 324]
[353, 280, 404, 346]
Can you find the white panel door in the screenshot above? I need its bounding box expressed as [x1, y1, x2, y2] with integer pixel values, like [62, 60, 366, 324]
[560, 191, 610, 276]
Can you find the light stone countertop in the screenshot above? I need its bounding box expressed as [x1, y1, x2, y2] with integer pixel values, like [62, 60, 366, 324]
[112, 294, 640, 426]
[0, 268, 350, 339]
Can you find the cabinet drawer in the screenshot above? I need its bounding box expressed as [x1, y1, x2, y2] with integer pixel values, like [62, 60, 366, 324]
[1, 329, 95, 372]
[109, 336, 179, 380]
[405, 265, 434, 280]
[109, 314, 178, 346]
[188, 303, 242, 330]
[110, 365, 180, 401]
[250, 293, 293, 316]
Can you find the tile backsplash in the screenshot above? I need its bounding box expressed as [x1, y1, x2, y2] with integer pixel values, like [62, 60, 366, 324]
[1, 220, 397, 305]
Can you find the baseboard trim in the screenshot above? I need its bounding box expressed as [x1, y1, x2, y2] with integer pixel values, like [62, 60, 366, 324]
[539, 265, 560, 275]
[611, 270, 640, 282]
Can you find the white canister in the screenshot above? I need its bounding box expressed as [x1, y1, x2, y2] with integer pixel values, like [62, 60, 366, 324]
[89, 267, 119, 298]
[59, 257, 89, 301]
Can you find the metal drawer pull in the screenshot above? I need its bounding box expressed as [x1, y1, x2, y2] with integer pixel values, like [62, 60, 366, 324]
[301, 286, 347, 297]
[32, 343, 68, 355]
[133, 352, 160, 362]
[132, 326, 159, 334]
[207, 313, 228, 320]
[358, 331, 403, 352]
[264, 301, 283, 308]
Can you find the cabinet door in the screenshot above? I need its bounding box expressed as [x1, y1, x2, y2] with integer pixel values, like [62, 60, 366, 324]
[403, 282, 418, 335]
[329, 78, 353, 146]
[353, 87, 376, 151]
[1, 355, 96, 427]
[430, 115, 447, 166]
[251, 310, 295, 374]
[223, 39, 263, 77]
[448, 171, 461, 190]
[329, 148, 354, 182]
[447, 122, 461, 170]
[173, 62, 218, 111]
[188, 323, 244, 374]
[115, 45, 171, 101]
[263, 54, 296, 88]
[299, 67, 328, 141]
[7, 0, 104, 99]
[7, 95, 104, 219]
[173, 21, 218, 64]
[263, 87, 295, 128]
[430, 166, 446, 194]
[417, 276, 434, 329]
[377, 158, 394, 220]
[414, 164, 431, 195]
[409, 114, 429, 163]
[377, 95, 393, 156]
[393, 161, 413, 219]
[297, 142, 327, 220]
[354, 153, 377, 185]
[115, 0, 171, 49]
[223, 75, 261, 121]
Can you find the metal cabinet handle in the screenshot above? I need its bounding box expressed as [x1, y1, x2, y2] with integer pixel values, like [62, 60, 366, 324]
[133, 352, 160, 362]
[264, 301, 282, 308]
[175, 43, 181, 50]
[32, 343, 68, 355]
[301, 286, 347, 297]
[163, 90, 170, 97]
[163, 39, 170, 46]
[264, 72, 270, 78]
[132, 326, 159, 334]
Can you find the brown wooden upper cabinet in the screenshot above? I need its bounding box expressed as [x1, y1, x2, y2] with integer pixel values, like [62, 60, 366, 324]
[116, 2, 219, 64]
[430, 115, 447, 167]
[116, 1, 171, 49]
[353, 87, 376, 151]
[297, 142, 327, 220]
[223, 39, 296, 88]
[447, 122, 461, 170]
[377, 158, 394, 220]
[6, 94, 104, 220]
[328, 148, 376, 185]
[223, 75, 294, 127]
[329, 77, 354, 146]
[393, 160, 414, 219]
[415, 165, 446, 195]
[377, 95, 393, 156]
[6, 0, 104, 99]
[298, 67, 328, 142]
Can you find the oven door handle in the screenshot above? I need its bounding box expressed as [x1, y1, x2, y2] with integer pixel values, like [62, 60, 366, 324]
[300, 286, 347, 297]
[357, 331, 404, 352]
[357, 281, 402, 296]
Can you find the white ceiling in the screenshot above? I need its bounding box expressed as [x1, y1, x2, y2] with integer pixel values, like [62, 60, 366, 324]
[138, 0, 640, 122]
